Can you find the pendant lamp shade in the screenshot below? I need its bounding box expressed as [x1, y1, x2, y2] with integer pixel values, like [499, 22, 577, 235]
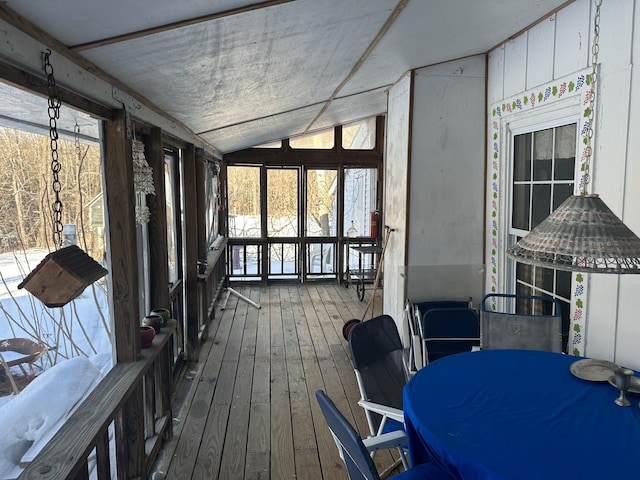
[506, 194, 640, 273]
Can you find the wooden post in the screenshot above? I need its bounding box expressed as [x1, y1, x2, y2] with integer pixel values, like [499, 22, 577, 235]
[183, 144, 200, 360]
[195, 150, 207, 263]
[103, 109, 140, 362]
[103, 109, 145, 479]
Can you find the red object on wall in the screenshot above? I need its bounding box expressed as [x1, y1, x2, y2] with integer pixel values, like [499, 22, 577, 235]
[370, 211, 379, 238]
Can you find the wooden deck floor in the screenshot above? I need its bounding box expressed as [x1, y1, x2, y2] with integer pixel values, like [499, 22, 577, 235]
[153, 283, 402, 480]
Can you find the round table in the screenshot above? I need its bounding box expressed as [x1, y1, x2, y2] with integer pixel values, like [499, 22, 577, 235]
[403, 349, 640, 479]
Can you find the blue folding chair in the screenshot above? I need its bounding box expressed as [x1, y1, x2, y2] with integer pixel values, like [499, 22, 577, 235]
[419, 307, 480, 365]
[315, 390, 456, 480]
[411, 300, 471, 368]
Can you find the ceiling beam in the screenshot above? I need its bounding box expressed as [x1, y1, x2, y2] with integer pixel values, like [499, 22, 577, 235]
[69, 0, 297, 52]
[0, 61, 112, 120]
[197, 85, 391, 136]
[304, 0, 408, 134]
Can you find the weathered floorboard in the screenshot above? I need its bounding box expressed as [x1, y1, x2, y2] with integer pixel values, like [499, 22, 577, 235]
[154, 283, 401, 480]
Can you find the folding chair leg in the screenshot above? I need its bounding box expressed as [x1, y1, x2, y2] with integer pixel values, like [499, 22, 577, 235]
[372, 445, 409, 478]
[412, 334, 423, 369]
[379, 456, 405, 479]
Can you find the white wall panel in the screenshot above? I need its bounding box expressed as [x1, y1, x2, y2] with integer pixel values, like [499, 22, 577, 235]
[585, 64, 633, 363]
[405, 55, 486, 304]
[383, 74, 411, 329]
[503, 35, 528, 98]
[409, 56, 485, 266]
[526, 15, 556, 89]
[615, 274, 640, 369]
[598, 0, 634, 69]
[488, 45, 505, 106]
[553, 0, 590, 78]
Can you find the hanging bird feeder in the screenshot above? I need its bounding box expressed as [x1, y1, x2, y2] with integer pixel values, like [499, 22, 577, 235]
[17, 49, 107, 308]
[18, 244, 107, 308]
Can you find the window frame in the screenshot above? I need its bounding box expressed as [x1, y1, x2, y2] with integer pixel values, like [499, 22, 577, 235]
[506, 113, 581, 351]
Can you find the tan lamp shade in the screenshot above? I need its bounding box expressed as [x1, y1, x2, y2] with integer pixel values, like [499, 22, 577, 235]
[17, 245, 108, 307]
[507, 194, 640, 273]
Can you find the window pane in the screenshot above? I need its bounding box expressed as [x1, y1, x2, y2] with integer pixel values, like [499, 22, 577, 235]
[267, 169, 298, 237]
[290, 128, 334, 149]
[533, 158, 552, 181]
[513, 133, 531, 181]
[228, 166, 261, 238]
[512, 184, 530, 230]
[553, 183, 574, 210]
[532, 184, 551, 228]
[533, 128, 553, 160]
[554, 158, 575, 181]
[205, 162, 220, 249]
[516, 261, 533, 285]
[534, 266, 554, 293]
[555, 124, 576, 180]
[344, 168, 377, 237]
[0, 119, 112, 372]
[165, 155, 179, 284]
[343, 117, 376, 149]
[516, 282, 532, 297]
[307, 169, 337, 236]
[556, 270, 572, 299]
[555, 123, 576, 159]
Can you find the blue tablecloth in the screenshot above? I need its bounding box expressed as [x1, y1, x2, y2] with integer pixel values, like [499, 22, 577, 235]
[403, 349, 640, 479]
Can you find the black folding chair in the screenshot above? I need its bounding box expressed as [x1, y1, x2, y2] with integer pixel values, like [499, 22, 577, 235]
[348, 315, 409, 471]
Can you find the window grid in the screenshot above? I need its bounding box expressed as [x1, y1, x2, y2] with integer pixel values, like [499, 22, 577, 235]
[510, 123, 577, 351]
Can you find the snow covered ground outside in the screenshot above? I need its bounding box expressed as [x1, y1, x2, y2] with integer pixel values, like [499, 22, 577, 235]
[0, 250, 113, 479]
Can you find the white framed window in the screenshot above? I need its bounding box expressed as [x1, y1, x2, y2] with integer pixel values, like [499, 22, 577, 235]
[508, 118, 579, 350]
[488, 69, 593, 355]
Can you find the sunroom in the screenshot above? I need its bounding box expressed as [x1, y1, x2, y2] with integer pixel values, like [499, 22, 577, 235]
[1, 0, 639, 479]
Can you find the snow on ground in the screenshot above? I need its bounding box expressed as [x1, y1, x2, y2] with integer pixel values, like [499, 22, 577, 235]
[0, 250, 113, 479]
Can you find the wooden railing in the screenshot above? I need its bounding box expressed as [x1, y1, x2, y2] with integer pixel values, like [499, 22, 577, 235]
[18, 321, 176, 480]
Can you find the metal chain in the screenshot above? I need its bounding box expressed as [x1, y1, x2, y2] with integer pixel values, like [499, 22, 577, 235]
[74, 122, 81, 160]
[582, 0, 602, 195]
[44, 49, 63, 248]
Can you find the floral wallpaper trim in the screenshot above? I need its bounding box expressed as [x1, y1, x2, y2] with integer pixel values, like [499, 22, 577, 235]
[488, 69, 591, 356]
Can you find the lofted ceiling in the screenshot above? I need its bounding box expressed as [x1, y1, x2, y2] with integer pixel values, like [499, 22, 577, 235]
[1, 0, 571, 154]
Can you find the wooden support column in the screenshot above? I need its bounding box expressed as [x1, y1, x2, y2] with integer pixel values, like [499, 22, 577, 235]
[183, 144, 200, 360]
[219, 162, 228, 239]
[195, 150, 207, 262]
[103, 109, 140, 362]
[375, 115, 386, 153]
[146, 128, 170, 310]
[103, 109, 145, 479]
